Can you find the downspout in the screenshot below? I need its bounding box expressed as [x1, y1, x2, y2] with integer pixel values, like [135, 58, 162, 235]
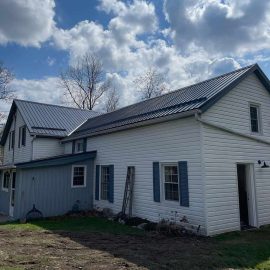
[31, 135, 36, 161]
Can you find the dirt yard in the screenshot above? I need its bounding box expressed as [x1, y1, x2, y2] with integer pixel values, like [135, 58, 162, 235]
[0, 217, 269, 270]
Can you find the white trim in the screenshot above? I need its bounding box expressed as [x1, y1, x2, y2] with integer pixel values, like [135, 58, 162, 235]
[71, 165, 87, 188]
[236, 162, 258, 228]
[160, 162, 180, 204]
[1, 170, 10, 192]
[9, 171, 16, 217]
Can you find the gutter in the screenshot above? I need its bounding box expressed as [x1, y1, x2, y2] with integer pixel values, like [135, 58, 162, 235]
[195, 112, 270, 146]
[62, 109, 199, 143]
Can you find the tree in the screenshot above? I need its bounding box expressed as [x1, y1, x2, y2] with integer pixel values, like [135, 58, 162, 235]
[0, 62, 14, 101]
[60, 53, 112, 110]
[105, 87, 120, 113]
[0, 62, 14, 122]
[133, 67, 167, 100]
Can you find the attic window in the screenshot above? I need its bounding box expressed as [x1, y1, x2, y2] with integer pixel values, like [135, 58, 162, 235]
[250, 104, 261, 133]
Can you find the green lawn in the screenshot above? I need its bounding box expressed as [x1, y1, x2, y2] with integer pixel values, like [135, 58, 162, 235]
[0, 217, 269, 269]
[0, 216, 144, 235]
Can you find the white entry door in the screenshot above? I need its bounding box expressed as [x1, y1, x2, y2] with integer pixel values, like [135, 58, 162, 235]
[9, 171, 16, 217]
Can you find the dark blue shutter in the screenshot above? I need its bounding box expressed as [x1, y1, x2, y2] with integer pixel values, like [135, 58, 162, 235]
[72, 141, 75, 154]
[153, 162, 160, 202]
[83, 138, 87, 152]
[178, 161, 189, 207]
[108, 165, 114, 203]
[95, 165, 100, 200]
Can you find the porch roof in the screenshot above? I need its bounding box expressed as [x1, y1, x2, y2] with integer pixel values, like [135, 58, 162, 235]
[15, 151, 97, 169]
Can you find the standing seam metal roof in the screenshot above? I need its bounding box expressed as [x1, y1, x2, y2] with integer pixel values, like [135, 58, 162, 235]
[0, 100, 100, 145]
[66, 64, 270, 140]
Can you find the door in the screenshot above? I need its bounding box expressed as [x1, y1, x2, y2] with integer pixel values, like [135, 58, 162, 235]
[9, 171, 16, 217]
[237, 164, 257, 229]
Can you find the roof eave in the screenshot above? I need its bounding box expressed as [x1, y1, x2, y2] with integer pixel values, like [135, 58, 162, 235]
[200, 64, 269, 113]
[62, 109, 199, 143]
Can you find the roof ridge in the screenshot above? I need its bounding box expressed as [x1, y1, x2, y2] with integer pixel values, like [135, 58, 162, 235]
[80, 64, 256, 118]
[14, 99, 99, 113]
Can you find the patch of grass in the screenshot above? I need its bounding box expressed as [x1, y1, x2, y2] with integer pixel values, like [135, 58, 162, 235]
[213, 226, 270, 269]
[0, 216, 144, 236]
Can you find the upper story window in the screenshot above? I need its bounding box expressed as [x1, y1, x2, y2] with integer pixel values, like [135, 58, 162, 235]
[163, 164, 179, 201]
[76, 139, 84, 153]
[18, 126, 26, 147]
[2, 171, 10, 191]
[250, 104, 261, 133]
[71, 165, 86, 188]
[8, 130, 15, 151]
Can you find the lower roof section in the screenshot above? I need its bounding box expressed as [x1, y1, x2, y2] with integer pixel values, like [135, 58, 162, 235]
[16, 151, 97, 169]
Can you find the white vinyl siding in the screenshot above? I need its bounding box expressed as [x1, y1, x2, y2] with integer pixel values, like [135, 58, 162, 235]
[3, 111, 32, 164]
[87, 117, 206, 233]
[202, 73, 270, 139]
[201, 73, 270, 235]
[32, 138, 64, 160]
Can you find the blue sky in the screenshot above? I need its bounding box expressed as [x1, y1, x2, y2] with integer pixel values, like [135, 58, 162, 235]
[0, 0, 270, 113]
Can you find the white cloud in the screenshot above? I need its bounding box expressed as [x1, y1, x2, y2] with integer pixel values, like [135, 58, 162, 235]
[163, 0, 270, 56]
[0, 0, 56, 47]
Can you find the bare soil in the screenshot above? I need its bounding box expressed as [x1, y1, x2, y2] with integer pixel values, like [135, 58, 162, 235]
[0, 229, 214, 270]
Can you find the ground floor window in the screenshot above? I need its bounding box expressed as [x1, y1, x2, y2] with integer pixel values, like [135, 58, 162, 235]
[71, 165, 87, 187]
[2, 171, 10, 191]
[163, 164, 179, 201]
[100, 166, 110, 200]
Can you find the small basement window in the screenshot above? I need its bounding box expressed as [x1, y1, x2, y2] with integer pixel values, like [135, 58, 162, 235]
[2, 171, 10, 191]
[100, 166, 110, 200]
[163, 164, 179, 201]
[250, 104, 261, 133]
[71, 165, 86, 188]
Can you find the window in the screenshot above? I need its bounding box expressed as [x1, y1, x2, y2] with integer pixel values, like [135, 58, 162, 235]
[18, 126, 26, 147]
[71, 165, 86, 187]
[250, 104, 261, 133]
[163, 165, 179, 201]
[76, 140, 84, 153]
[9, 130, 15, 150]
[2, 171, 10, 191]
[100, 166, 110, 200]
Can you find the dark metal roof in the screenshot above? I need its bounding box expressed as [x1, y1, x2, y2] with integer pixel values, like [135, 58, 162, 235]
[67, 64, 269, 141]
[16, 151, 97, 169]
[0, 100, 99, 145]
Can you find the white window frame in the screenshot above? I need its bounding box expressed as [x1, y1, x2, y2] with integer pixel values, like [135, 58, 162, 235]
[100, 165, 110, 201]
[2, 170, 10, 192]
[161, 163, 180, 203]
[71, 165, 87, 188]
[249, 103, 262, 134]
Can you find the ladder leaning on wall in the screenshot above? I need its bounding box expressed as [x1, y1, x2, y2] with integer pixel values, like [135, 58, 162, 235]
[121, 166, 135, 217]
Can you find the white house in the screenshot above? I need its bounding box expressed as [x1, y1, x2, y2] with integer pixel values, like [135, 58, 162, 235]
[1, 64, 270, 236]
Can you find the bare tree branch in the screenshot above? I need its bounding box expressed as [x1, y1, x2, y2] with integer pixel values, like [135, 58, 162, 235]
[105, 87, 120, 113]
[0, 62, 14, 101]
[59, 53, 112, 110]
[133, 67, 167, 100]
